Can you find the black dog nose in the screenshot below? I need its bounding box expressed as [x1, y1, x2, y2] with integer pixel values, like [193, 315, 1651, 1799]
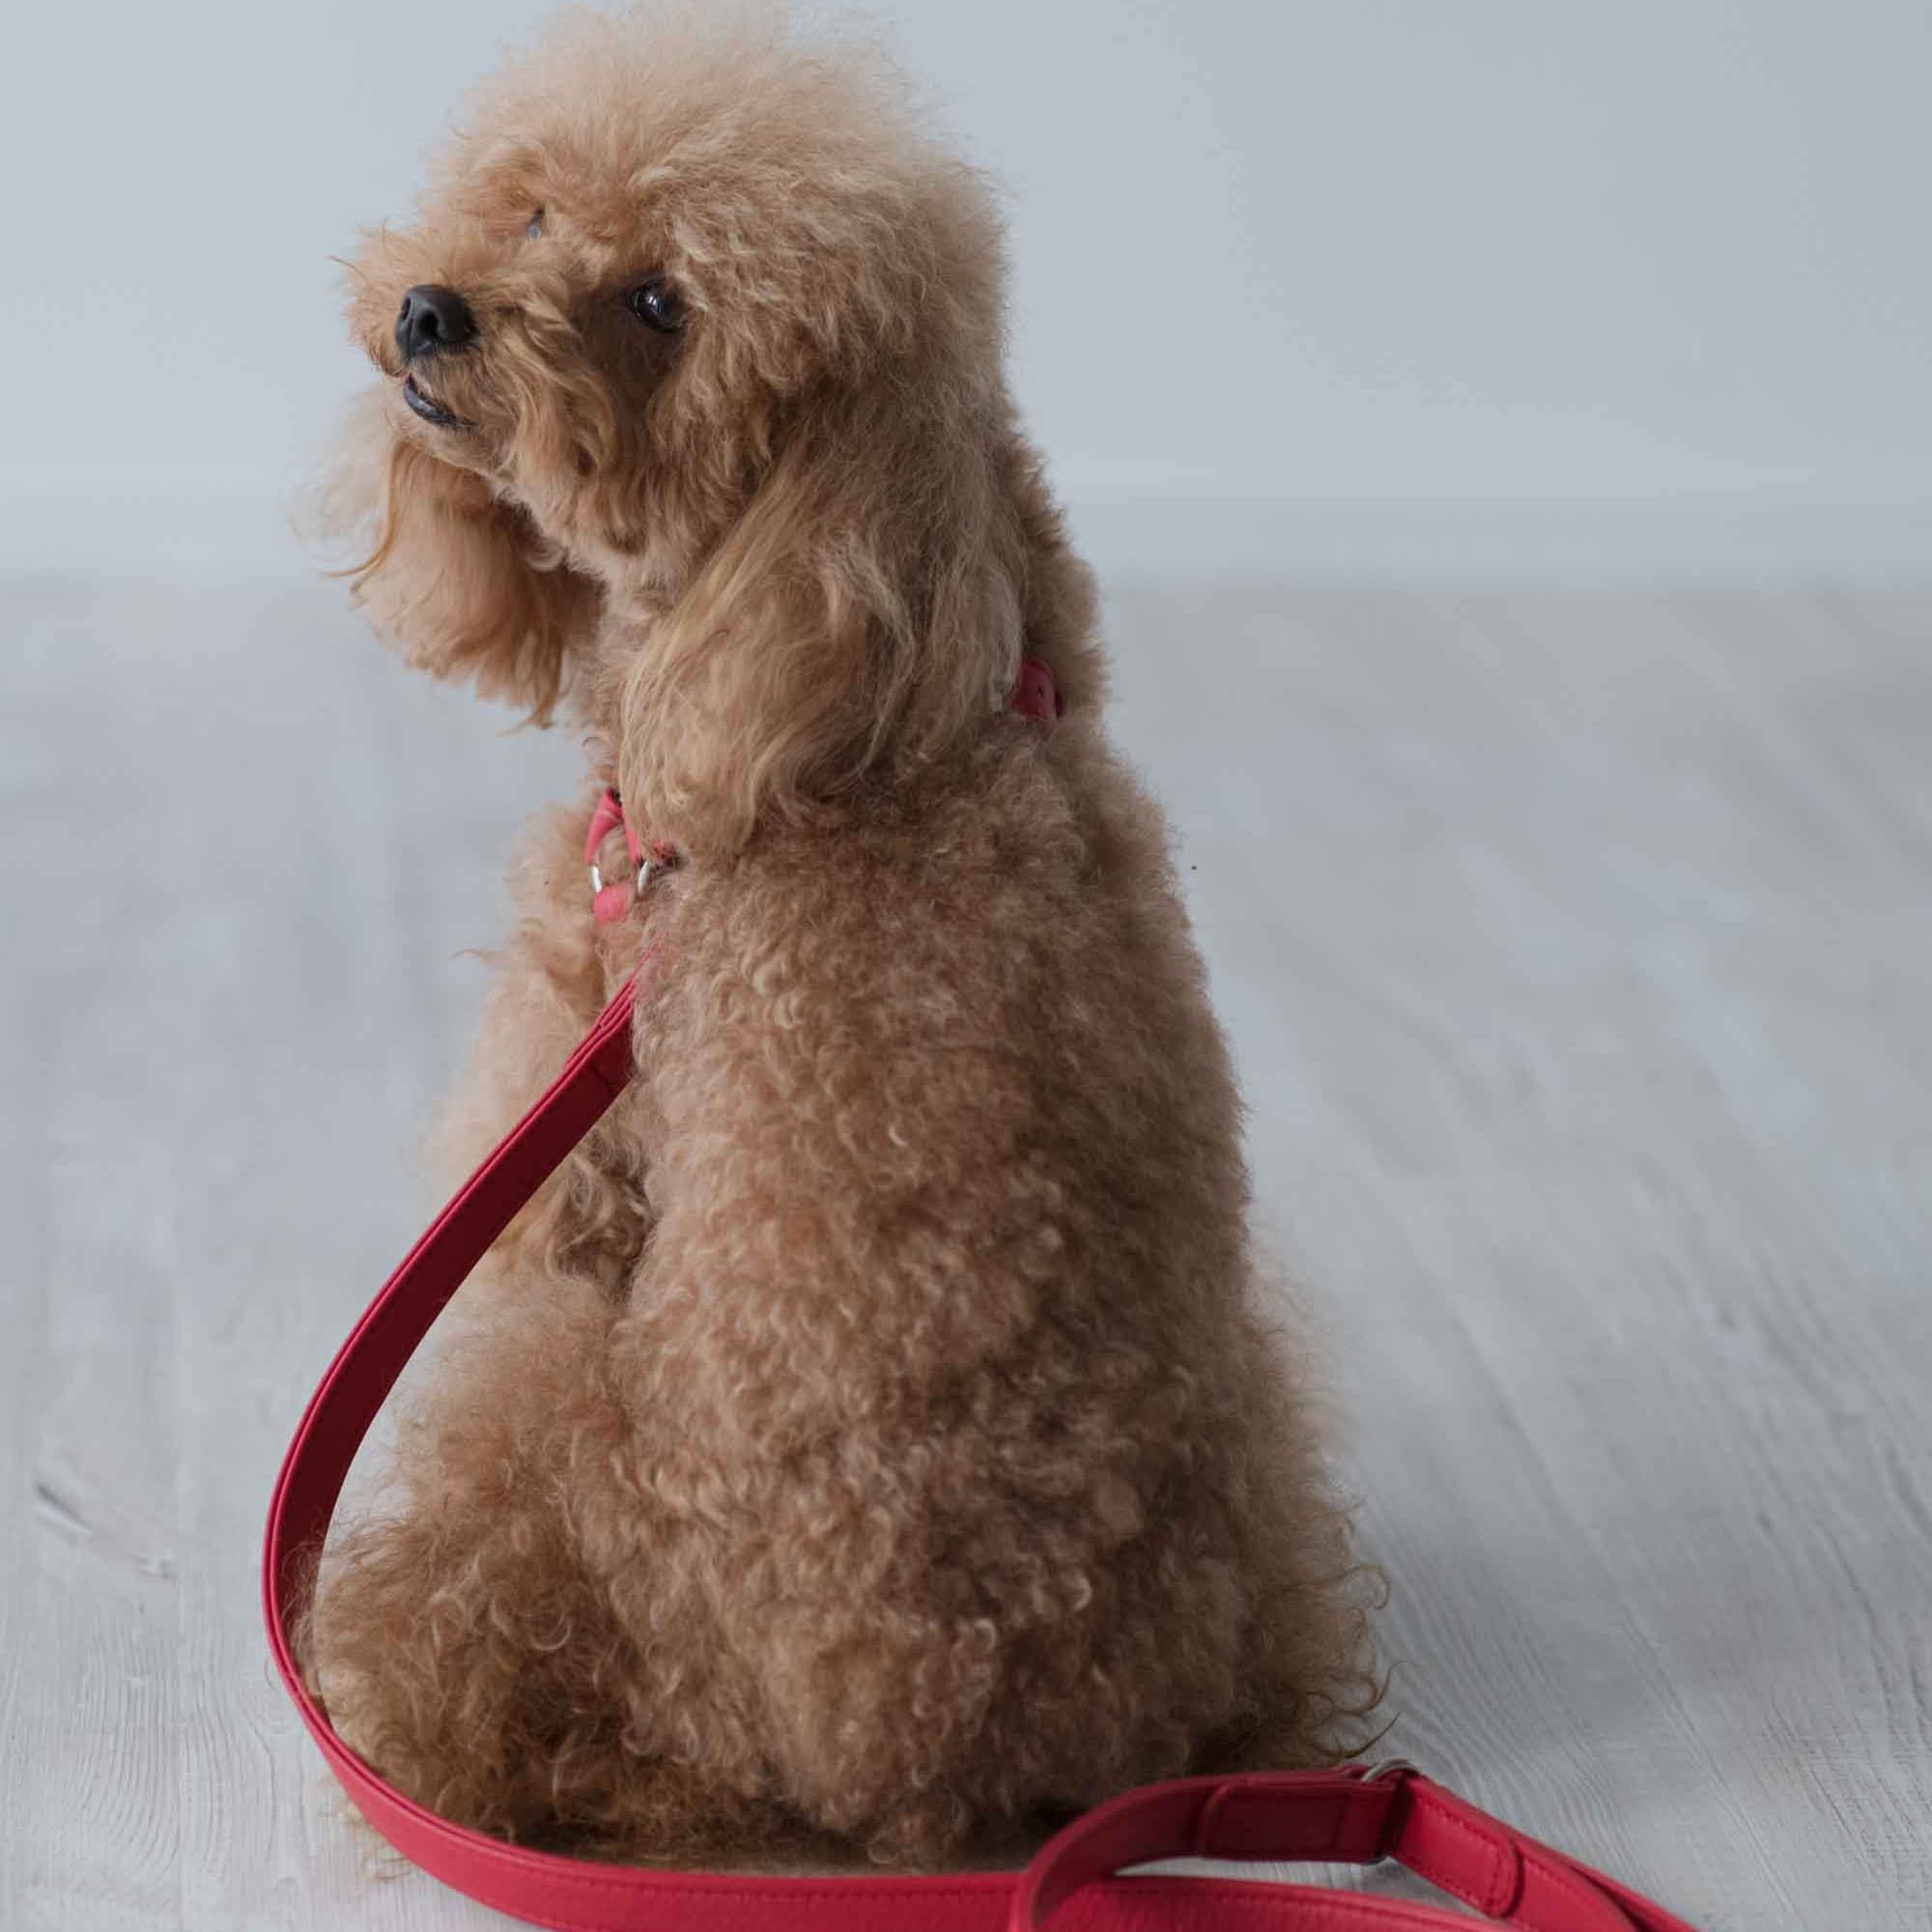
[395, 284, 477, 359]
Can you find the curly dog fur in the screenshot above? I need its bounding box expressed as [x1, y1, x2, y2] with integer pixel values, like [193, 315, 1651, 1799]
[300, 3, 1378, 1869]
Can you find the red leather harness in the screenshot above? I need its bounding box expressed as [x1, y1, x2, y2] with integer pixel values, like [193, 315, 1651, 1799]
[263, 657, 1702, 1932]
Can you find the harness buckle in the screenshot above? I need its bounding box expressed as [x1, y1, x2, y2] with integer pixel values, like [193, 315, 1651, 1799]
[586, 786, 676, 924]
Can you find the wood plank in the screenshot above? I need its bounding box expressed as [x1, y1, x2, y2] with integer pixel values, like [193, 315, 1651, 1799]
[1104, 584, 1932, 1925]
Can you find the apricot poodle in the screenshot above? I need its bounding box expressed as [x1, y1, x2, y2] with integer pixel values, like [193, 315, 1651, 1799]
[299, 4, 1378, 1870]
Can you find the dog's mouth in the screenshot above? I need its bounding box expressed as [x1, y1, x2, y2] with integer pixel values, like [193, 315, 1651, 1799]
[402, 375, 467, 430]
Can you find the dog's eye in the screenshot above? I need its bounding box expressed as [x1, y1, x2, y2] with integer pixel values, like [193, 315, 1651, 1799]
[526, 208, 545, 240]
[626, 275, 685, 333]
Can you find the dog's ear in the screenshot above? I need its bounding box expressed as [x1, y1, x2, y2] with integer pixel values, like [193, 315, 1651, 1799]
[616, 378, 1093, 856]
[318, 390, 602, 721]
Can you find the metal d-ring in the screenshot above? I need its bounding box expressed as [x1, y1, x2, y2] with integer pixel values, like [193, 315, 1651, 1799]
[589, 853, 666, 898]
[1358, 1758, 1418, 1864]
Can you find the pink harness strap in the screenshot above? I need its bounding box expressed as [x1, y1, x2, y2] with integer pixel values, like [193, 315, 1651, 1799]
[263, 647, 1704, 1932]
[585, 654, 1065, 923]
[1009, 651, 1064, 724]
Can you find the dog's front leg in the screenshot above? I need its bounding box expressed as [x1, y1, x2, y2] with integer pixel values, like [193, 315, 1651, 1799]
[298, 1273, 639, 1843]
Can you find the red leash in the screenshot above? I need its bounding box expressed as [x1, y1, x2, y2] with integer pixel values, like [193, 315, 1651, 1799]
[263, 662, 1703, 1929]
[261, 970, 1703, 1931]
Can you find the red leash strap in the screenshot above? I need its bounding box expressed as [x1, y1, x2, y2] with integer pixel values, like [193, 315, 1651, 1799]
[262, 971, 1702, 1932]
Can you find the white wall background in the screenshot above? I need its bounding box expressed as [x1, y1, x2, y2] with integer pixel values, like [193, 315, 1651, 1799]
[4, 0, 1929, 574]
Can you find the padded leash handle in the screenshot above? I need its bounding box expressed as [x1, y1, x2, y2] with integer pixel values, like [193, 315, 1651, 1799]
[1016, 1766, 1699, 1932]
[262, 970, 1702, 1932]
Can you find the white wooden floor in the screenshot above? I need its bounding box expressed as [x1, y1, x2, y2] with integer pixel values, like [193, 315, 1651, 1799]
[3, 576, 1928, 1930]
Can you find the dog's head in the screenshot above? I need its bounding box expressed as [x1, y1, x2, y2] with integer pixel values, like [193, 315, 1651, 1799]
[326, 7, 1097, 853]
